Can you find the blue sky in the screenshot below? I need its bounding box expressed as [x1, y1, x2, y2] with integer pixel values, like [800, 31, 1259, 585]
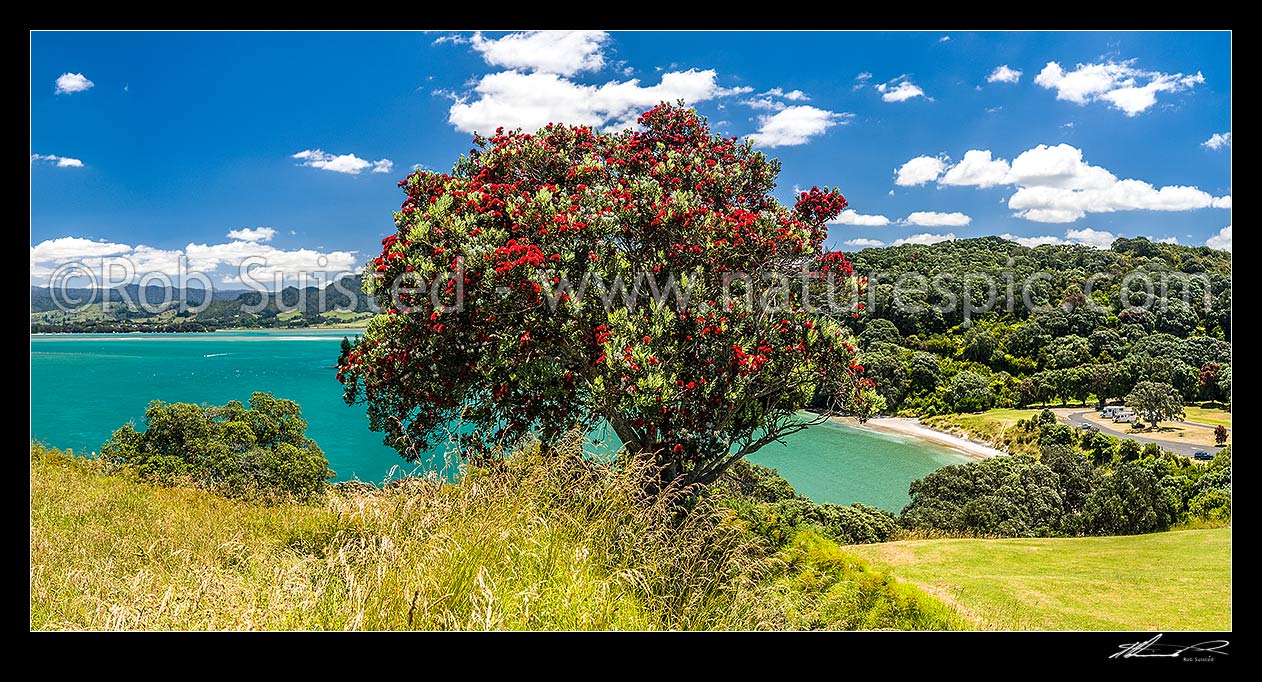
[31, 30, 1232, 286]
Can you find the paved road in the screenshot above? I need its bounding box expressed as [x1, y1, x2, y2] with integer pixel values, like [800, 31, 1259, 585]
[1061, 410, 1218, 458]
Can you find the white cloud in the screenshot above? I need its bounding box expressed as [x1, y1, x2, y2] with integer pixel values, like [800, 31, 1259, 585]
[999, 233, 1068, 247]
[31, 234, 359, 286]
[740, 97, 786, 111]
[1155, 236, 1179, 244]
[1033, 60, 1204, 116]
[1202, 132, 1231, 150]
[54, 72, 94, 94]
[903, 211, 971, 227]
[447, 69, 748, 134]
[292, 149, 394, 176]
[226, 227, 277, 243]
[894, 155, 947, 186]
[894, 232, 956, 246]
[921, 142, 1231, 223]
[467, 31, 609, 76]
[1065, 227, 1116, 248]
[1206, 225, 1231, 252]
[432, 33, 469, 46]
[746, 105, 849, 147]
[939, 35, 952, 43]
[986, 65, 1022, 84]
[854, 72, 872, 82]
[844, 238, 885, 248]
[761, 87, 808, 101]
[742, 87, 812, 111]
[829, 210, 891, 226]
[876, 79, 927, 102]
[30, 153, 84, 168]
[939, 150, 1010, 188]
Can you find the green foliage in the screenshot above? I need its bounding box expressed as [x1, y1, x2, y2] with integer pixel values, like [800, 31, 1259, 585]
[101, 392, 333, 501]
[1082, 459, 1179, 535]
[339, 103, 866, 486]
[901, 432, 1230, 538]
[946, 370, 994, 412]
[1125, 380, 1185, 427]
[742, 499, 899, 547]
[716, 460, 898, 547]
[838, 237, 1230, 415]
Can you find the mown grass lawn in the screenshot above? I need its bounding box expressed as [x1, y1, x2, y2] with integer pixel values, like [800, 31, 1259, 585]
[846, 528, 1231, 631]
[1182, 406, 1232, 429]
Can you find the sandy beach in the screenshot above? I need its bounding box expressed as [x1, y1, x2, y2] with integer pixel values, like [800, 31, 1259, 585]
[833, 416, 1009, 459]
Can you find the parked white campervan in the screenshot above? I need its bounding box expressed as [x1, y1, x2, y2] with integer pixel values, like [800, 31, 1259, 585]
[1113, 411, 1135, 423]
[1101, 406, 1124, 418]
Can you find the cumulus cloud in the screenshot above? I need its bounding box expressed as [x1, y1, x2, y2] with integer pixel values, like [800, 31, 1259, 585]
[447, 69, 751, 134]
[30, 153, 84, 168]
[226, 227, 277, 243]
[1206, 225, 1231, 252]
[894, 232, 956, 246]
[292, 149, 394, 175]
[999, 233, 1067, 247]
[746, 105, 850, 147]
[914, 142, 1231, 223]
[895, 155, 948, 186]
[468, 30, 609, 76]
[903, 211, 971, 227]
[938, 35, 951, 43]
[1202, 132, 1231, 150]
[986, 65, 1023, 84]
[939, 150, 1010, 188]
[54, 72, 94, 94]
[843, 238, 885, 248]
[829, 210, 891, 226]
[999, 228, 1132, 248]
[1065, 227, 1117, 248]
[876, 78, 927, 102]
[1033, 59, 1204, 116]
[30, 233, 358, 286]
[1156, 236, 1179, 244]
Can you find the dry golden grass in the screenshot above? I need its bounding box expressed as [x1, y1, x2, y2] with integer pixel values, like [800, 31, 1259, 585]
[31, 441, 962, 631]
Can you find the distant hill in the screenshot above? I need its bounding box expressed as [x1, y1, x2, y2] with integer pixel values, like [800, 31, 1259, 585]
[30, 275, 375, 332]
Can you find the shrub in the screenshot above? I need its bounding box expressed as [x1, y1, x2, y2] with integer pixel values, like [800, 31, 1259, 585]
[901, 455, 1066, 537]
[715, 458, 800, 503]
[102, 392, 333, 501]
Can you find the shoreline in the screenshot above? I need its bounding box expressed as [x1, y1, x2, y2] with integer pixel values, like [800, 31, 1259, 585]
[832, 416, 1008, 460]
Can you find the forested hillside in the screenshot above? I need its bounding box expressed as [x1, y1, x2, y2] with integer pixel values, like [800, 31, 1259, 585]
[843, 236, 1230, 415]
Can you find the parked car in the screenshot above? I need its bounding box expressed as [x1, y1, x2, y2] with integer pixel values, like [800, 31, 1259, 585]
[1078, 423, 1097, 431]
[1193, 451, 1213, 461]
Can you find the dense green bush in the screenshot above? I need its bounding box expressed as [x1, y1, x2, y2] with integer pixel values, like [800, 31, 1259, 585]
[102, 392, 333, 501]
[744, 499, 899, 547]
[900, 454, 1070, 537]
[715, 460, 898, 546]
[900, 444, 1230, 538]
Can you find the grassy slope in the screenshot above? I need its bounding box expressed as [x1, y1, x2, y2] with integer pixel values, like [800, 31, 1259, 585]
[31, 446, 961, 631]
[921, 408, 1044, 455]
[1182, 406, 1232, 429]
[847, 528, 1231, 630]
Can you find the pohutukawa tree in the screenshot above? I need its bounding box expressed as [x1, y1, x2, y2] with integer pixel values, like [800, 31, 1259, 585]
[338, 102, 871, 487]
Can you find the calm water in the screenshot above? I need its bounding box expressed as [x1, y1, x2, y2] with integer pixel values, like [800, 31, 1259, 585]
[30, 330, 972, 512]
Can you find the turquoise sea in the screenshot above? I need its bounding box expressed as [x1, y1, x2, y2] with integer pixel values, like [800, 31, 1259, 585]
[30, 330, 973, 512]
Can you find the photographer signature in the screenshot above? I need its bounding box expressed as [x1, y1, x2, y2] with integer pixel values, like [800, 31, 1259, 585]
[1111, 634, 1229, 660]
